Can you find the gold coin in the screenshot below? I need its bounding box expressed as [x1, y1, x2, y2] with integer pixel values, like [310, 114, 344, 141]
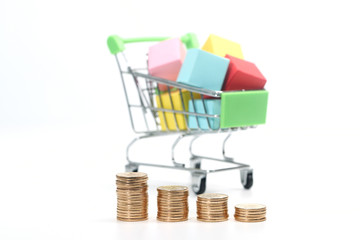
[157, 217, 188, 222]
[197, 206, 228, 210]
[198, 193, 228, 200]
[117, 211, 148, 215]
[235, 209, 266, 213]
[116, 185, 147, 188]
[197, 206, 227, 209]
[197, 206, 226, 208]
[117, 217, 148, 222]
[157, 201, 188, 205]
[157, 195, 188, 199]
[235, 209, 265, 213]
[117, 209, 147, 213]
[197, 203, 228, 207]
[116, 186, 148, 190]
[116, 178, 148, 182]
[116, 172, 147, 178]
[116, 181, 148, 185]
[157, 185, 188, 191]
[158, 213, 188, 217]
[117, 213, 148, 217]
[198, 215, 229, 218]
[116, 193, 147, 197]
[235, 203, 266, 210]
[197, 217, 228, 222]
[235, 217, 266, 223]
[158, 197, 188, 200]
[157, 204, 188, 207]
[235, 212, 266, 216]
[235, 214, 266, 219]
[157, 193, 188, 196]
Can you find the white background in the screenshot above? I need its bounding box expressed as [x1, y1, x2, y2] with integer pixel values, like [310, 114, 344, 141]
[1, 0, 360, 239]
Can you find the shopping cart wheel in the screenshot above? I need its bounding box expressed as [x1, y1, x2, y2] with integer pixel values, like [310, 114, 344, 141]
[240, 169, 253, 189]
[191, 172, 207, 194]
[125, 164, 138, 172]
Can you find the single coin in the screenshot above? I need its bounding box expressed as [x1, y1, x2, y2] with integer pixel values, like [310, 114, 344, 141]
[157, 217, 188, 222]
[198, 193, 228, 199]
[197, 202, 227, 206]
[235, 203, 266, 210]
[117, 217, 148, 222]
[235, 217, 266, 223]
[158, 193, 187, 195]
[235, 209, 266, 213]
[197, 215, 230, 219]
[197, 217, 228, 222]
[157, 185, 188, 191]
[158, 213, 188, 217]
[117, 212, 148, 216]
[116, 177, 148, 181]
[117, 209, 148, 212]
[236, 214, 266, 219]
[157, 197, 188, 201]
[116, 172, 148, 178]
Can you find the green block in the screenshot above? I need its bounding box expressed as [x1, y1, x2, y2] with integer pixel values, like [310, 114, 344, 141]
[220, 90, 268, 128]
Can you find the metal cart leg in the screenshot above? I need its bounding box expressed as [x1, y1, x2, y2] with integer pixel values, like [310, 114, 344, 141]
[222, 132, 234, 162]
[189, 132, 253, 190]
[189, 135, 202, 169]
[191, 171, 207, 195]
[189, 133, 238, 163]
[171, 134, 186, 168]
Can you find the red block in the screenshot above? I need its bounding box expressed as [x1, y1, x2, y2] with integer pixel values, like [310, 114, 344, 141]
[222, 55, 266, 91]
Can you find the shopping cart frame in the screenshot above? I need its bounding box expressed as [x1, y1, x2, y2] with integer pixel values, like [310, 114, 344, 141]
[108, 33, 255, 194]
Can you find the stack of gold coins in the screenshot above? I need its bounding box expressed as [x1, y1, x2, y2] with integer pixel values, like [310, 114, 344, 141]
[157, 185, 189, 222]
[234, 203, 266, 222]
[116, 172, 148, 221]
[197, 193, 229, 222]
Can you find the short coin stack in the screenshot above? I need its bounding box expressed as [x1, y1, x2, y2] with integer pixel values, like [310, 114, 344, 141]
[157, 185, 189, 222]
[116, 172, 148, 221]
[197, 193, 229, 222]
[234, 203, 266, 222]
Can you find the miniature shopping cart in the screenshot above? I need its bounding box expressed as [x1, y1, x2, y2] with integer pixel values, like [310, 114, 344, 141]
[107, 33, 268, 194]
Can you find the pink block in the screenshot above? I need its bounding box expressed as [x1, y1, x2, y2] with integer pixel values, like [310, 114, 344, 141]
[148, 38, 186, 91]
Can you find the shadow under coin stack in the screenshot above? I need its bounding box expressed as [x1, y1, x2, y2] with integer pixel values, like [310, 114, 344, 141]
[197, 193, 229, 222]
[116, 172, 148, 221]
[157, 186, 189, 222]
[234, 203, 266, 222]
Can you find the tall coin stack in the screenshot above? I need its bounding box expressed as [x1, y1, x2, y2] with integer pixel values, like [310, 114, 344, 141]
[234, 203, 266, 222]
[157, 185, 189, 222]
[197, 193, 229, 222]
[116, 172, 148, 222]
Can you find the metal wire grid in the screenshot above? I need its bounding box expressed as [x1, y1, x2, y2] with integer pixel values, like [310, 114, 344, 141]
[115, 53, 248, 136]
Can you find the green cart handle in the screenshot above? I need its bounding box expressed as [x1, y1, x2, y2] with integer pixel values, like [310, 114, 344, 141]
[107, 33, 199, 55]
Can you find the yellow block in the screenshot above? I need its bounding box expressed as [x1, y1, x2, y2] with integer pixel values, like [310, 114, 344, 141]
[202, 34, 244, 59]
[156, 90, 200, 131]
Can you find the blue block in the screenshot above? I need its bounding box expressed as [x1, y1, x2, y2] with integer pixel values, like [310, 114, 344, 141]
[188, 99, 221, 130]
[177, 49, 230, 91]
